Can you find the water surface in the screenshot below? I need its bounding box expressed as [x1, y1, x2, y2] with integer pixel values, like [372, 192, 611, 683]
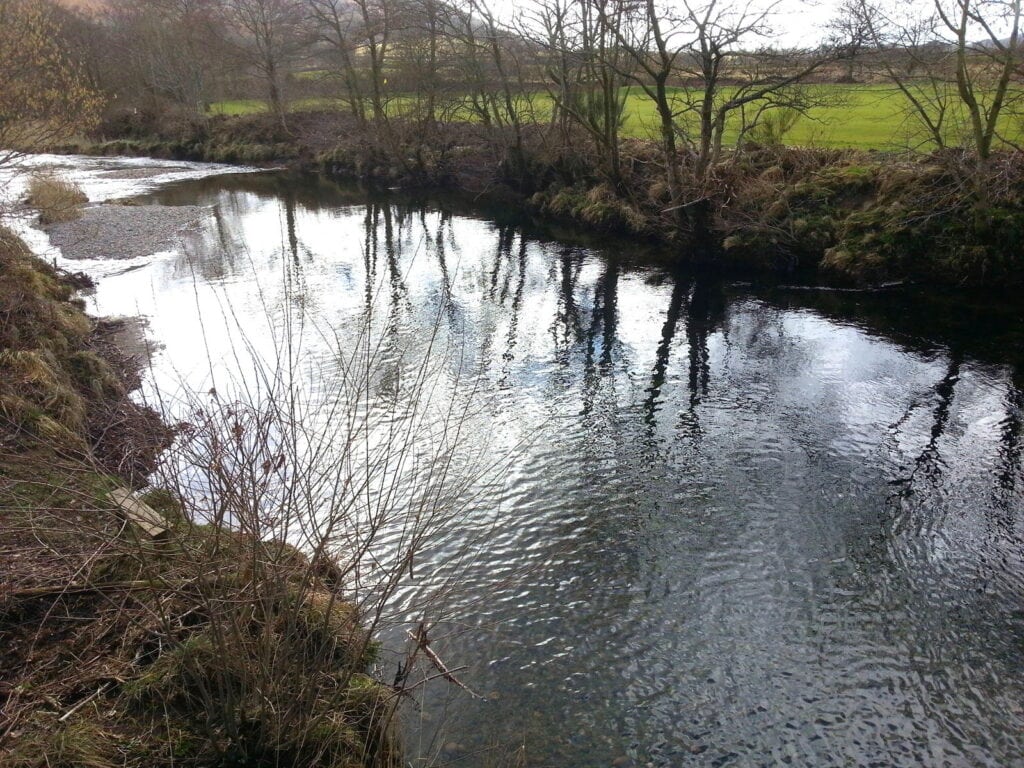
[38, 162, 1024, 767]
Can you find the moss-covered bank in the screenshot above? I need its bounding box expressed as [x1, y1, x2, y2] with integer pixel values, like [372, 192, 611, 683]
[716, 150, 1024, 287]
[0, 229, 400, 768]
[50, 108, 1024, 289]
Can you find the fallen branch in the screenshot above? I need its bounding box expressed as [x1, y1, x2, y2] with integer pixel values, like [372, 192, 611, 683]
[407, 625, 484, 699]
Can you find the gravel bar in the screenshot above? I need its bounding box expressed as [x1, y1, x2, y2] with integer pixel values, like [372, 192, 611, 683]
[46, 203, 210, 261]
[97, 167, 188, 180]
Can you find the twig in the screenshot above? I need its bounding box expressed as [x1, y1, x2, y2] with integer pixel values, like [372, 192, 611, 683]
[7, 579, 165, 600]
[398, 665, 471, 696]
[58, 682, 111, 723]
[406, 626, 484, 699]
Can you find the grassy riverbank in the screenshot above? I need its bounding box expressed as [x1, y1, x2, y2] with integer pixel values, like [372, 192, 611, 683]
[0, 227, 400, 768]
[53, 108, 1024, 289]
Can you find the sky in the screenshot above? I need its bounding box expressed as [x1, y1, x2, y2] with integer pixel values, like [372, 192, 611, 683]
[58, 0, 858, 49]
[490, 0, 849, 48]
[774, 0, 845, 44]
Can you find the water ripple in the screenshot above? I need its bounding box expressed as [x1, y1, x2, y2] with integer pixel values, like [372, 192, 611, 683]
[54, 165, 1024, 767]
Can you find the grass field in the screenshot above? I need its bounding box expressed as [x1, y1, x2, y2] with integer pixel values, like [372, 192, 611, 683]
[209, 84, 1021, 150]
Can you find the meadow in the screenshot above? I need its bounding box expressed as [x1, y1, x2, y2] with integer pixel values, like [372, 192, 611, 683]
[209, 83, 1023, 150]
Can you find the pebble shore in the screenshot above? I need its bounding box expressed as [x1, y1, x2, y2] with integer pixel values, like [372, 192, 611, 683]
[46, 203, 210, 261]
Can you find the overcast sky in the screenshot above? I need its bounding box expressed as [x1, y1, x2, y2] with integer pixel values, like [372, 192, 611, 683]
[773, 0, 843, 44]
[492, 0, 847, 48]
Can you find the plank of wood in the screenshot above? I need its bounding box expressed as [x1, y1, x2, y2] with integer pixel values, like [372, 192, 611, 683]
[108, 488, 169, 539]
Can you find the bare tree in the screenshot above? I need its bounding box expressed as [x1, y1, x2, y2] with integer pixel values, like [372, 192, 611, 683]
[585, 0, 859, 226]
[471, 0, 532, 168]
[110, 0, 227, 115]
[405, 0, 449, 126]
[308, 0, 369, 123]
[849, 0, 954, 150]
[446, 0, 535, 177]
[349, 0, 399, 124]
[858, 0, 1023, 160]
[612, 0, 855, 176]
[219, 0, 312, 127]
[447, 2, 495, 128]
[525, 0, 629, 185]
[597, 0, 687, 207]
[935, 0, 1022, 160]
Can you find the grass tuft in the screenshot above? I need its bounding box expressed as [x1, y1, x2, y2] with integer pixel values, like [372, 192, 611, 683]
[26, 173, 88, 225]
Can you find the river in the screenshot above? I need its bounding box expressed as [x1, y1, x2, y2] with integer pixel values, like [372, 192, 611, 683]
[15, 156, 1024, 767]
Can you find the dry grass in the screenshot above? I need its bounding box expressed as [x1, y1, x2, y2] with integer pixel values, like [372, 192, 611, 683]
[0, 227, 167, 479]
[0, 448, 401, 767]
[26, 173, 88, 225]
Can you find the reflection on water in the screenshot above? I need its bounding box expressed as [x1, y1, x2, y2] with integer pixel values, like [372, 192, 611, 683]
[70, 169, 1024, 766]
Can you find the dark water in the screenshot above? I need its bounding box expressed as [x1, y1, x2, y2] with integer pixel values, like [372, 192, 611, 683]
[88, 171, 1024, 766]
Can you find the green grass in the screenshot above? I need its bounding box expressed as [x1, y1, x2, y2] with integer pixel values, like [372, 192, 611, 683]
[209, 99, 268, 116]
[778, 84, 931, 149]
[612, 84, 1022, 149]
[208, 83, 1023, 150]
[616, 84, 921, 149]
[208, 97, 352, 116]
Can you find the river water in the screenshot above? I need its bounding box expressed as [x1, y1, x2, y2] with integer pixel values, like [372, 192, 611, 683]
[19, 158, 1024, 767]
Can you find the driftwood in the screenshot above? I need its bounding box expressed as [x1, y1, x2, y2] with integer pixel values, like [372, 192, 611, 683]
[108, 488, 169, 539]
[776, 280, 906, 293]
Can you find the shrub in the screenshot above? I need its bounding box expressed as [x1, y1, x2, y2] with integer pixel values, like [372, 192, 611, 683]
[745, 107, 802, 147]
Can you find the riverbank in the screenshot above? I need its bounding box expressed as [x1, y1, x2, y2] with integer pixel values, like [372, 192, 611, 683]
[51, 109, 1024, 290]
[0, 226, 400, 768]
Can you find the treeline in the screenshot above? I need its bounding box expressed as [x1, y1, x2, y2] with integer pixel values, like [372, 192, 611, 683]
[7, 0, 1024, 284]
[53, 0, 1024, 166]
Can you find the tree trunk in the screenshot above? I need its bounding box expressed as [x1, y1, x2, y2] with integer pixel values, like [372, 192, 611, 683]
[654, 75, 684, 220]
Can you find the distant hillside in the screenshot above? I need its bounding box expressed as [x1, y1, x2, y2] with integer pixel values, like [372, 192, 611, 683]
[56, 0, 107, 13]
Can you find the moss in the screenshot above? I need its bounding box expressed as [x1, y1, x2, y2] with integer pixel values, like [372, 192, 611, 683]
[285, 589, 378, 667]
[0, 349, 88, 436]
[0, 229, 103, 446]
[716, 153, 1024, 285]
[811, 164, 1024, 284]
[304, 716, 367, 768]
[121, 609, 395, 766]
[838, 164, 875, 179]
[534, 183, 649, 235]
[122, 631, 235, 708]
[338, 674, 402, 767]
[577, 184, 649, 233]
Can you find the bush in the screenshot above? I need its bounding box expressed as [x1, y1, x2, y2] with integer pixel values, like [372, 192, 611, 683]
[745, 107, 802, 147]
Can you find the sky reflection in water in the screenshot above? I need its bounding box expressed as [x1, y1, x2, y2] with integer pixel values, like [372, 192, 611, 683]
[53, 166, 1024, 767]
